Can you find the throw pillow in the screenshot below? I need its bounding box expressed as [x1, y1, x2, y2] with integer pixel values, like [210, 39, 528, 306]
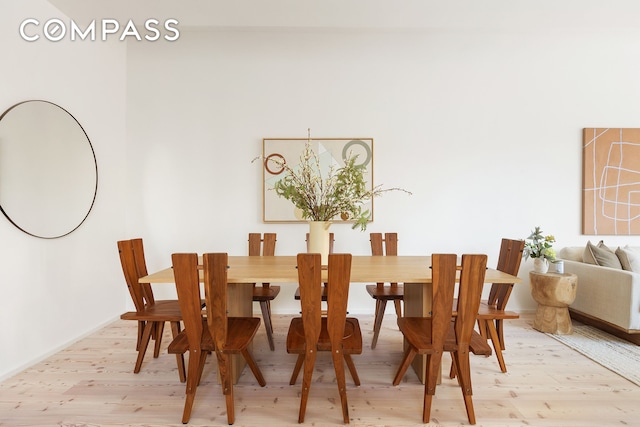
[584, 240, 622, 269]
[583, 240, 602, 265]
[616, 245, 640, 273]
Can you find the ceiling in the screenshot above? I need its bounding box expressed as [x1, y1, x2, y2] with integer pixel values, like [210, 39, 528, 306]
[45, 0, 640, 31]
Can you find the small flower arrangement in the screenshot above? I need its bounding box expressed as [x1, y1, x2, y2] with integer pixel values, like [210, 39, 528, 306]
[260, 129, 411, 231]
[523, 226, 556, 261]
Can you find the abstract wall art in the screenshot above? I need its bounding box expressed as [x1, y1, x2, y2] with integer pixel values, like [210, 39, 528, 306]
[583, 128, 640, 235]
[261, 137, 374, 223]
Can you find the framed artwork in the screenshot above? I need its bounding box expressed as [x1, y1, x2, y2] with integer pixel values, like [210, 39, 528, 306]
[262, 137, 374, 223]
[583, 128, 640, 235]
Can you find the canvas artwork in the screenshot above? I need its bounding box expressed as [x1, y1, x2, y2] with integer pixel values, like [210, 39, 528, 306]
[583, 128, 640, 235]
[262, 138, 374, 223]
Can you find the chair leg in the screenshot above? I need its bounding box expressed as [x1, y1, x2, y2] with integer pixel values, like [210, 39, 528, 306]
[181, 349, 208, 424]
[259, 300, 275, 351]
[449, 357, 457, 379]
[136, 320, 145, 351]
[393, 345, 417, 386]
[241, 348, 266, 386]
[451, 347, 476, 425]
[289, 354, 304, 385]
[496, 319, 506, 350]
[153, 322, 165, 358]
[371, 299, 388, 349]
[265, 300, 273, 332]
[393, 299, 402, 318]
[343, 353, 361, 386]
[486, 319, 507, 373]
[215, 351, 235, 425]
[477, 319, 488, 340]
[331, 348, 350, 424]
[134, 321, 154, 373]
[298, 349, 317, 423]
[422, 351, 443, 424]
[170, 321, 186, 383]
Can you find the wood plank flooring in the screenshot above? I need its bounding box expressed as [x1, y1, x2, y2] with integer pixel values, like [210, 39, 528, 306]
[0, 313, 638, 426]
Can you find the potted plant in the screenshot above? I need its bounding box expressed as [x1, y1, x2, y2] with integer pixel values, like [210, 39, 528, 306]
[523, 226, 556, 273]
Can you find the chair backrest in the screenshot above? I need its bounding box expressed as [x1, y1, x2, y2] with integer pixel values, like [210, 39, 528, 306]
[487, 239, 524, 309]
[203, 253, 229, 352]
[370, 232, 398, 256]
[131, 238, 156, 305]
[249, 233, 276, 288]
[371, 233, 398, 286]
[454, 254, 488, 346]
[305, 232, 335, 253]
[248, 233, 277, 257]
[325, 253, 353, 345]
[296, 253, 323, 347]
[118, 238, 153, 312]
[296, 253, 352, 342]
[171, 253, 205, 351]
[429, 254, 458, 349]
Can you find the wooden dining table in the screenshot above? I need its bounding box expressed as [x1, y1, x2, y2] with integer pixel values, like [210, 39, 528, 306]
[140, 255, 522, 383]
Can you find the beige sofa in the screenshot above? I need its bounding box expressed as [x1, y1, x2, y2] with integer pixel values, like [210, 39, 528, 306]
[558, 245, 640, 344]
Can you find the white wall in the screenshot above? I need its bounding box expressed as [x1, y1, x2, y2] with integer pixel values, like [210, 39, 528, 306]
[0, 0, 128, 380]
[3, 0, 640, 380]
[126, 26, 640, 315]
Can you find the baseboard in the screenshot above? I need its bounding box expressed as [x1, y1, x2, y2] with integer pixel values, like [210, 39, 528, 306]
[569, 309, 640, 345]
[0, 315, 122, 382]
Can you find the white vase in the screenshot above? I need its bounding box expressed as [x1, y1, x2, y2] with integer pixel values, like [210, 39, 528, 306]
[308, 221, 332, 265]
[533, 258, 549, 273]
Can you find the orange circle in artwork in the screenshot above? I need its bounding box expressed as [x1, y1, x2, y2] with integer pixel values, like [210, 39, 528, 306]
[264, 153, 286, 175]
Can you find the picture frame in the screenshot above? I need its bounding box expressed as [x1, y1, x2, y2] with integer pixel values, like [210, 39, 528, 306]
[261, 137, 374, 223]
[583, 128, 640, 235]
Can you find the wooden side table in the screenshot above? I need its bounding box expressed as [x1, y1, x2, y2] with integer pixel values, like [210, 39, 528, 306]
[529, 271, 578, 334]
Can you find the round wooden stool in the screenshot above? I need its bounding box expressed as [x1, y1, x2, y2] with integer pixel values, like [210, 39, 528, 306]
[529, 271, 578, 334]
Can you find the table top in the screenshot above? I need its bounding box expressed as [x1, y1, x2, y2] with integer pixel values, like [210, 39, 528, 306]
[140, 255, 522, 285]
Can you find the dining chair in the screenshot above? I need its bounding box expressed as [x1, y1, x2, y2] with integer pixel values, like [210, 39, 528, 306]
[286, 253, 362, 424]
[476, 238, 524, 372]
[293, 232, 335, 301]
[451, 238, 524, 374]
[248, 232, 279, 351]
[168, 252, 266, 424]
[118, 238, 186, 382]
[393, 254, 487, 425]
[365, 232, 404, 349]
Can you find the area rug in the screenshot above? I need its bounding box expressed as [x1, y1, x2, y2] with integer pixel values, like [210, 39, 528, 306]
[548, 324, 640, 386]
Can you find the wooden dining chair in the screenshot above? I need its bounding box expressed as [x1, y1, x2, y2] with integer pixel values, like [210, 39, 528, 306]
[294, 233, 335, 301]
[392, 254, 457, 423]
[286, 253, 362, 424]
[118, 238, 186, 382]
[248, 232, 279, 351]
[476, 238, 524, 372]
[451, 238, 524, 374]
[366, 232, 404, 349]
[168, 253, 266, 424]
[393, 254, 487, 425]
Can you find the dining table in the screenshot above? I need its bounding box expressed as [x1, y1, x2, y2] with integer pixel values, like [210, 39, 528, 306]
[140, 255, 522, 383]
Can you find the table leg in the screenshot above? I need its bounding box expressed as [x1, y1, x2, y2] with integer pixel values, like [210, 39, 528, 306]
[403, 282, 434, 384]
[227, 282, 253, 383]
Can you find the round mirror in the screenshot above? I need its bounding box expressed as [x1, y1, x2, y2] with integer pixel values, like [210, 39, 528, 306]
[0, 100, 97, 239]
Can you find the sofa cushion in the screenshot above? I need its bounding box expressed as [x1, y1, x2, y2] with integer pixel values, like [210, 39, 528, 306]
[616, 246, 640, 273]
[584, 240, 622, 269]
[558, 246, 583, 262]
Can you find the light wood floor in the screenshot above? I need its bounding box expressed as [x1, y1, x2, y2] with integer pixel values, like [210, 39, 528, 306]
[1, 313, 638, 427]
